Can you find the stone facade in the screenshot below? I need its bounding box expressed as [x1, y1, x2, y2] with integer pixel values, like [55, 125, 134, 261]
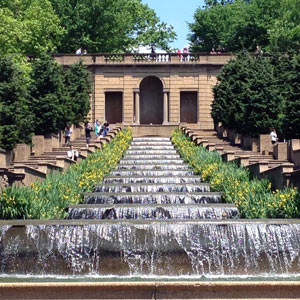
[54, 53, 233, 129]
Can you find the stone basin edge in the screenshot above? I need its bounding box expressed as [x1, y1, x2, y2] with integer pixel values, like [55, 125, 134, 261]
[1, 218, 300, 226]
[1, 281, 300, 299]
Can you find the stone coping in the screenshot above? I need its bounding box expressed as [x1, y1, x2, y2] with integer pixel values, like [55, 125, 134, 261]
[1, 218, 300, 226]
[129, 124, 178, 127]
[83, 191, 223, 196]
[93, 183, 209, 187]
[1, 281, 300, 299]
[68, 203, 236, 209]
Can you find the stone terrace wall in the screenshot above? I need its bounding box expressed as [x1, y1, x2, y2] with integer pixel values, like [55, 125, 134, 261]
[54, 53, 233, 130]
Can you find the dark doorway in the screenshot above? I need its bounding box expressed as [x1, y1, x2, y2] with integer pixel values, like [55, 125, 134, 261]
[180, 92, 198, 123]
[140, 76, 163, 124]
[105, 92, 122, 123]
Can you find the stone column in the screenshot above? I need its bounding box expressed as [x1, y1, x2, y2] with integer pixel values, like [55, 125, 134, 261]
[135, 91, 140, 125]
[163, 92, 169, 125]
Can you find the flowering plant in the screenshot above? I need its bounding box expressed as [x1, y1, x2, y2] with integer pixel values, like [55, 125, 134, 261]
[0, 128, 132, 219]
[172, 129, 300, 218]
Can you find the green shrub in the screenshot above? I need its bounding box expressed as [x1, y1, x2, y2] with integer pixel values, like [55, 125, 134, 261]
[212, 52, 283, 137]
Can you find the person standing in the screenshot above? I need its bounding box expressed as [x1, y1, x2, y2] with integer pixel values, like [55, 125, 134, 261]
[183, 47, 189, 62]
[85, 122, 93, 148]
[270, 128, 278, 144]
[64, 125, 72, 146]
[177, 49, 182, 61]
[96, 122, 103, 140]
[102, 120, 109, 137]
[94, 119, 100, 136]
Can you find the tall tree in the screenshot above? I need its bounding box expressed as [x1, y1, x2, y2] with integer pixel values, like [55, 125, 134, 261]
[64, 61, 91, 125]
[212, 52, 283, 136]
[49, 0, 176, 53]
[282, 52, 300, 139]
[0, 57, 34, 150]
[29, 55, 71, 135]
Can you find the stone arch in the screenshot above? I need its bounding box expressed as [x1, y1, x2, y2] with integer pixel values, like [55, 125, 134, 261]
[139, 76, 163, 124]
[136, 75, 166, 90]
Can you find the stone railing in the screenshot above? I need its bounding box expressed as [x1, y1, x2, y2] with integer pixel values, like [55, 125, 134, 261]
[54, 53, 233, 66]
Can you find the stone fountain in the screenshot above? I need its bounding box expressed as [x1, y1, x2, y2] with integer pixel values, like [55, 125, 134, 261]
[1, 137, 300, 280]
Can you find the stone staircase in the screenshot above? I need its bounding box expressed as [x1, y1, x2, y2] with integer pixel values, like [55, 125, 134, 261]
[6, 127, 121, 186]
[183, 128, 294, 189]
[67, 136, 239, 221]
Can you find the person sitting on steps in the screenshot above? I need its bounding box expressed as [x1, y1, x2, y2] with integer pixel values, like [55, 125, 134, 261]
[67, 145, 79, 161]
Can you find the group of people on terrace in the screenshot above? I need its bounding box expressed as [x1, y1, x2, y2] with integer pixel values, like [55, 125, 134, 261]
[65, 120, 110, 161]
[75, 47, 88, 55]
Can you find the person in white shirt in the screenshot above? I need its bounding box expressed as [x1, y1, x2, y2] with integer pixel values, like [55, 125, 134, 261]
[270, 128, 278, 144]
[67, 145, 79, 161]
[64, 125, 72, 146]
[75, 47, 82, 55]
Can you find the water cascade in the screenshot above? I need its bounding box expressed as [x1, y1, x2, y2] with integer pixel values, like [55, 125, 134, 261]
[1, 137, 300, 278]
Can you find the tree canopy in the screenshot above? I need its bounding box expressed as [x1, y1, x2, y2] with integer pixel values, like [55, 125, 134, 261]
[0, 57, 34, 150]
[212, 51, 300, 139]
[0, 0, 64, 57]
[64, 61, 91, 125]
[29, 55, 70, 135]
[1, 0, 176, 57]
[49, 0, 176, 53]
[188, 0, 300, 52]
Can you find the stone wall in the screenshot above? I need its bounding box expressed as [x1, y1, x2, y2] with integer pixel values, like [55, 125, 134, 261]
[55, 54, 233, 130]
[92, 65, 222, 129]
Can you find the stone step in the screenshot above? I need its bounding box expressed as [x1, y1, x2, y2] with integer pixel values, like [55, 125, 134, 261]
[124, 154, 181, 159]
[119, 158, 184, 164]
[127, 149, 178, 155]
[189, 129, 217, 136]
[67, 203, 239, 220]
[110, 169, 194, 176]
[131, 141, 173, 146]
[128, 145, 175, 150]
[84, 191, 223, 205]
[94, 183, 210, 193]
[103, 175, 202, 184]
[116, 164, 190, 170]
[133, 137, 170, 141]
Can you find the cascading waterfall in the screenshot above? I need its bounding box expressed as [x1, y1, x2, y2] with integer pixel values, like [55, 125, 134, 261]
[1, 222, 300, 276]
[67, 204, 239, 220]
[1, 136, 300, 279]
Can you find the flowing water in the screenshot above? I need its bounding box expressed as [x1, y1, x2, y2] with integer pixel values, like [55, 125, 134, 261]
[1, 136, 300, 280]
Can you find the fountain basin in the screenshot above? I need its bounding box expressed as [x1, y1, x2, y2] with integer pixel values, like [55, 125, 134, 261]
[1, 219, 300, 277]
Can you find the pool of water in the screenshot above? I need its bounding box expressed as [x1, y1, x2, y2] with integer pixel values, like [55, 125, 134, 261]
[1, 274, 300, 283]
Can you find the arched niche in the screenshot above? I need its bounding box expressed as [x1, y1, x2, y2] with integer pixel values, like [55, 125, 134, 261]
[139, 76, 163, 124]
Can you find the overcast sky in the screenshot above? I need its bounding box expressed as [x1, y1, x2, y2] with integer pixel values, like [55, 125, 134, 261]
[141, 0, 205, 50]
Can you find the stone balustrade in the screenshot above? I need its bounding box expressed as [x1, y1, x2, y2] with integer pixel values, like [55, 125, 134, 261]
[53, 53, 234, 66]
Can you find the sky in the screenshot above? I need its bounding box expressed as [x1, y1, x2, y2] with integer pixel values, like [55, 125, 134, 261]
[141, 0, 205, 50]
